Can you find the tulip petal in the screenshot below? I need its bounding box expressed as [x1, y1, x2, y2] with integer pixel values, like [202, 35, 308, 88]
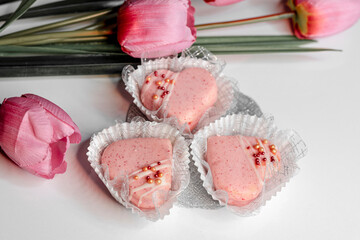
[46, 110, 75, 142]
[22, 94, 81, 143]
[0, 94, 80, 179]
[289, 0, 360, 38]
[203, 0, 245, 7]
[24, 137, 69, 179]
[117, 0, 196, 58]
[0, 97, 53, 167]
[14, 106, 52, 166]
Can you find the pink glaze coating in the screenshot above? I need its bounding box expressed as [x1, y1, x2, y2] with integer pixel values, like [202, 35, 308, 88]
[206, 135, 281, 206]
[141, 69, 178, 111]
[140, 68, 217, 131]
[100, 138, 172, 210]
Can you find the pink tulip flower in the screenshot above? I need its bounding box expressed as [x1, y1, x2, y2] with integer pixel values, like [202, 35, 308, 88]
[203, 0, 245, 7]
[288, 0, 360, 38]
[117, 0, 196, 58]
[0, 94, 81, 179]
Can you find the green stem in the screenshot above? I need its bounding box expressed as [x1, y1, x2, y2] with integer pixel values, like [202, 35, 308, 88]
[210, 48, 340, 54]
[0, 55, 140, 77]
[77, 22, 105, 31]
[0, 0, 37, 33]
[16, 35, 313, 46]
[195, 35, 314, 44]
[60, 36, 109, 42]
[0, 29, 112, 45]
[195, 12, 295, 31]
[0, 10, 113, 39]
[20, 36, 109, 45]
[0, 45, 124, 55]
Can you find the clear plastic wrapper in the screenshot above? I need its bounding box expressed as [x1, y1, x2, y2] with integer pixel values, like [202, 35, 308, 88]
[122, 46, 235, 135]
[87, 119, 190, 221]
[190, 113, 307, 216]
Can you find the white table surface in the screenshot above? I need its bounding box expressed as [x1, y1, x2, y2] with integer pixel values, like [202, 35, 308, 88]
[1, 0, 360, 239]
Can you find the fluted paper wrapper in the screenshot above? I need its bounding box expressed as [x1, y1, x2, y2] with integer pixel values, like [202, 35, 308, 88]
[126, 88, 263, 209]
[87, 120, 190, 221]
[122, 46, 235, 135]
[190, 114, 307, 216]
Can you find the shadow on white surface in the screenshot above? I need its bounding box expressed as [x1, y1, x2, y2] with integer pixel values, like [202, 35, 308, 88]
[117, 77, 134, 108]
[89, 77, 133, 123]
[57, 138, 150, 228]
[0, 149, 45, 187]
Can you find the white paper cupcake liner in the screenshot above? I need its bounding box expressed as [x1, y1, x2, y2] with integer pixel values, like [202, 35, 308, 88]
[87, 120, 190, 221]
[122, 46, 235, 136]
[190, 113, 307, 216]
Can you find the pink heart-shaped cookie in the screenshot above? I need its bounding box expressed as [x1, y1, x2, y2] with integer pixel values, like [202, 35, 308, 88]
[100, 138, 172, 210]
[206, 135, 281, 206]
[141, 68, 218, 131]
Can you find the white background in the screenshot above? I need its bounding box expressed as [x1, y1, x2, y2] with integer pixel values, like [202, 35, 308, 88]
[1, 0, 360, 239]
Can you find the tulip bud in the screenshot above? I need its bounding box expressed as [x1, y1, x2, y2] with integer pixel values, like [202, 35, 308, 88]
[117, 0, 196, 58]
[288, 0, 360, 39]
[203, 0, 245, 7]
[0, 94, 81, 179]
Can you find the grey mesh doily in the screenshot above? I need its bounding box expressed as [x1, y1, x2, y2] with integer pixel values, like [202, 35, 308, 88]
[126, 90, 263, 209]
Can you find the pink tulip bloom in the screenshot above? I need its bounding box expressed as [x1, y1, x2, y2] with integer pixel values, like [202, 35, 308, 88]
[0, 94, 81, 179]
[288, 0, 360, 38]
[203, 0, 245, 7]
[117, 0, 196, 58]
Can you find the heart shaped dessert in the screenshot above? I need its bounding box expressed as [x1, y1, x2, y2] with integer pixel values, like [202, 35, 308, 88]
[140, 67, 218, 131]
[206, 135, 281, 206]
[100, 138, 172, 210]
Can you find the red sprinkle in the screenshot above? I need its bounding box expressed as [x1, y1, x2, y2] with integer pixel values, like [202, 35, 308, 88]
[262, 158, 267, 162]
[253, 154, 257, 157]
[255, 158, 261, 165]
[261, 152, 265, 155]
[161, 86, 165, 90]
[270, 156, 275, 162]
[161, 74, 165, 78]
[246, 146, 250, 150]
[145, 80, 150, 84]
[154, 174, 159, 178]
[147, 166, 152, 170]
[157, 162, 161, 165]
[156, 170, 161, 175]
[154, 71, 158, 76]
[146, 176, 150, 180]
[157, 86, 161, 89]
[165, 90, 170, 94]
